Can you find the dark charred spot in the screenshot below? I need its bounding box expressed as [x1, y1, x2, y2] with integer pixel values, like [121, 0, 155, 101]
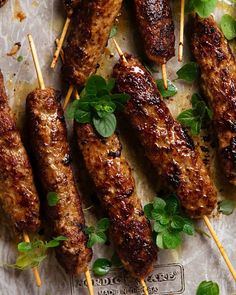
[221, 137, 236, 165]
[62, 153, 72, 165]
[166, 163, 181, 188]
[108, 149, 121, 158]
[200, 146, 209, 153]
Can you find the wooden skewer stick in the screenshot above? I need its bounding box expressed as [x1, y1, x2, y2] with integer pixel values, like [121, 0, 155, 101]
[140, 279, 149, 295]
[28, 34, 45, 89]
[178, 0, 185, 62]
[51, 17, 71, 69]
[56, 38, 65, 63]
[63, 85, 74, 109]
[29, 34, 95, 294]
[203, 215, 236, 281]
[23, 232, 41, 287]
[161, 64, 168, 90]
[113, 39, 236, 283]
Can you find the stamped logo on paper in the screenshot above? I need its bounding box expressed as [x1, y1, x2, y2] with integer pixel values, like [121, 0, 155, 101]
[74, 263, 185, 295]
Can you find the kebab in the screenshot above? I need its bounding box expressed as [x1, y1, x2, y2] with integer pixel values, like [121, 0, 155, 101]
[133, 0, 175, 89]
[26, 34, 94, 294]
[0, 70, 41, 286]
[62, 0, 123, 108]
[112, 43, 236, 281]
[51, 0, 81, 68]
[191, 15, 236, 186]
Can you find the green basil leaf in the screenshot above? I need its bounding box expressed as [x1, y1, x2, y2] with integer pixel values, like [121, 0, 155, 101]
[195, 0, 217, 18]
[85, 75, 107, 95]
[92, 258, 112, 276]
[162, 231, 182, 249]
[171, 216, 185, 230]
[176, 62, 199, 82]
[153, 197, 166, 210]
[97, 218, 110, 232]
[218, 200, 235, 215]
[107, 78, 116, 92]
[93, 113, 117, 137]
[156, 233, 164, 249]
[47, 192, 58, 207]
[46, 240, 60, 248]
[144, 203, 154, 220]
[111, 253, 123, 268]
[220, 14, 236, 40]
[53, 236, 68, 241]
[196, 280, 219, 295]
[153, 222, 167, 233]
[17, 242, 32, 252]
[165, 195, 180, 215]
[156, 79, 178, 98]
[109, 26, 118, 39]
[75, 108, 92, 124]
[66, 100, 80, 119]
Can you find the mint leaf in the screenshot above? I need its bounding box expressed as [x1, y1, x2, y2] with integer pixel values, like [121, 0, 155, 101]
[176, 62, 199, 82]
[156, 233, 164, 249]
[66, 100, 80, 119]
[218, 200, 235, 215]
[162, 231, 182, 249]
[156, 79, 177, 98]
[153, 197, 166, 210]
[47, 192, 58, 207]
[18, 242, 32, 252]
[220, 14, 236, 40]
[93, 113, 116, 137]
[165, 195, 180, 215]
[194, 0, 217, 18]
[75, 108, 92, 123]
[144, 203, 154, 220]
[171, 216, 185, 230]
[92, 258, 112, 276]
[107, 78, 116, 92]
[85, 75, 107, 95]
[153, 222, 167, 233]
[196, 280, 219, 295]
[97, 218, 110, 231]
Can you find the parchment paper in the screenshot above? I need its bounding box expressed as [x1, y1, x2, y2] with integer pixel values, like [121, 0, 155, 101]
[0, 0, 236, 294]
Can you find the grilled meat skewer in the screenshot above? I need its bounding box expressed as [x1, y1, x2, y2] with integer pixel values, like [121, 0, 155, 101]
[63, 0, 81, 16]
[63, 0, 123, 88]
[133, 0, 175, 65]
[26, 88, 92, 273]
[75, 123, 157, 279]
[191, 15, 236, 185]
[0, 70, 40, 233]
[113, 55, 217, 218]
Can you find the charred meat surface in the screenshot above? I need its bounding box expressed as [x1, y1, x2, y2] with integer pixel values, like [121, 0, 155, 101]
[0, 0, 7, 7]
[191, 15, 236, 185]
[63, 0, 81, 17]
[26, 88, 92, 274]
[133, 0, 175, 64]
[113, 55, 217, 218]
[63, 0, 122, 88]
[0, 70, 40, 233]
[76, 123, 157, 279]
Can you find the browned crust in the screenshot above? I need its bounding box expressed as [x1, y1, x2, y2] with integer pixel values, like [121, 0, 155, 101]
[0, 70, 40, 233]
[75, 123, 157, 279]
[191, 15, 236, 185]
[63, 0, 81, 17]
[133, 0, 175, 64]
[26, 88, 92, 274]
[63, 0, 122, 88]
[113, 55, 217, 218]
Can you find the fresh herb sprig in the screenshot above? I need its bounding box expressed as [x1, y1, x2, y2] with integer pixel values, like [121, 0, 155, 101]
[156, 79, 178, 98]
[144, 195, 194, 249]
[220, 14, 236, 40]
[176, 62, 199, 82]
[92, 253, 123, 276]
[8, 236, 67, 270]
[186, 0, 217, 17]
[177, 93, 213, 135]
[85, 218, 110, 248]
[196, 280, 219, 295]
[66, 75, 129, 138]
[218, 200, 235, 215]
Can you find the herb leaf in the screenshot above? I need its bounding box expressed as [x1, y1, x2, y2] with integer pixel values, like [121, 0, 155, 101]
[176, 62, 199, 82]
[156, 79, 177, 98]
[146, 195, 194, 249]
[218, 200, 235, 215]
[220, 14, 236, 40]
[92, 258, 112, 276]
[196, 280, 219, 295]
[109, 26, 118, 39]
[85, 218, 110, 248]
[186, 0, 217, 17]
[66, 75, 129, 138]
[8, 236, 67, 270]
[47, 192, 58, 207]
[177, 93, 212, 135]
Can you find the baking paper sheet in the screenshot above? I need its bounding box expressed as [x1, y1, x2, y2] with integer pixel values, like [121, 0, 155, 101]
[0, 0, 236, 294]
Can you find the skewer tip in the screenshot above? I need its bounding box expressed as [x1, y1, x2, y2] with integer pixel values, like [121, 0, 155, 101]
[113, 38, 127, 63]
[161, 64, 168, 90]
[178, 43, 184, 62]
[140, 279, 149, 295]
